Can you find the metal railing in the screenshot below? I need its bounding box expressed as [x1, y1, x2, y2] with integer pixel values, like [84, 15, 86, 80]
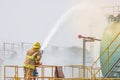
[4, 65, 56, 80]
[4, 64, 120, 80]
[90, 32, 120, 79]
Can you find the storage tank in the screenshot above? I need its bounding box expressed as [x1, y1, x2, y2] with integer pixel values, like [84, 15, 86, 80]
[100, 14, 120, 77]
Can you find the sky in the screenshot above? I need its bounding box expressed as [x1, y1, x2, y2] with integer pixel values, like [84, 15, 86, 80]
[0, 0, 81, 43]
[0, 0, 120, 79]
[0, 0, 120, 47]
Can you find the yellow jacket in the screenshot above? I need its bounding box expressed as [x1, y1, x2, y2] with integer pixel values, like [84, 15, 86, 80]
[23, 49, 42, 69]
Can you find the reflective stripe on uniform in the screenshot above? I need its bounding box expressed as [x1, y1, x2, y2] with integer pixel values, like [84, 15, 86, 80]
[23, 63, 34, 69]
[26, 55, 34, 59]
[26, 52, 38, 60]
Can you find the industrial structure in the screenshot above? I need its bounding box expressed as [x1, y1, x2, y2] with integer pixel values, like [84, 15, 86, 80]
[1, 6, 120, 80]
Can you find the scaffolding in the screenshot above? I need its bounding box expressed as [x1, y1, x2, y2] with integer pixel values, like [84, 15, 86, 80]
[0, 42, 32, 58]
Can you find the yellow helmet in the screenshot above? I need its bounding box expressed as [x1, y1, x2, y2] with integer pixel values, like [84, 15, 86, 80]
[33, 42, 41, 49]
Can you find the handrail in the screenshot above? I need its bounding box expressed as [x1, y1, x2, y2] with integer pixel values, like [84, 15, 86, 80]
[4, 65, 56, 80]
[91, 32, 120, 68]
[5, 65, 120, 80]
[85, 66, 98, 78]
[104, 57, 120, 78]
[93, 44, 120, 78]
[91, 32, 120, 78]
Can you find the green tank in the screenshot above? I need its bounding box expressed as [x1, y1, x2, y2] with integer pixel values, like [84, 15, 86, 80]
[100, 14, 120, 77]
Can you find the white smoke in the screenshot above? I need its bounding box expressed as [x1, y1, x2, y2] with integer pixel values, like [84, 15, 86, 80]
[46, 2, 107, 62]
[42, 45, 93, 66]
[2, 0, 118, 79]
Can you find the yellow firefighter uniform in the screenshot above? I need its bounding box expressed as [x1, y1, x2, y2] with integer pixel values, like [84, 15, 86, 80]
[23, 42, 42, 80]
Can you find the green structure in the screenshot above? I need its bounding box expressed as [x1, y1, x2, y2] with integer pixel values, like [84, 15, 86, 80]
[100, 14, 120, 78]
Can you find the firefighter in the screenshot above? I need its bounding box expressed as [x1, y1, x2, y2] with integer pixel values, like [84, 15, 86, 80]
[23, 42, 42, 80]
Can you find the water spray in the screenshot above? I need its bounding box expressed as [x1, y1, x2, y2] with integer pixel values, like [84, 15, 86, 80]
[41, 13, 68, 51]
[41, 25, 59, 51]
